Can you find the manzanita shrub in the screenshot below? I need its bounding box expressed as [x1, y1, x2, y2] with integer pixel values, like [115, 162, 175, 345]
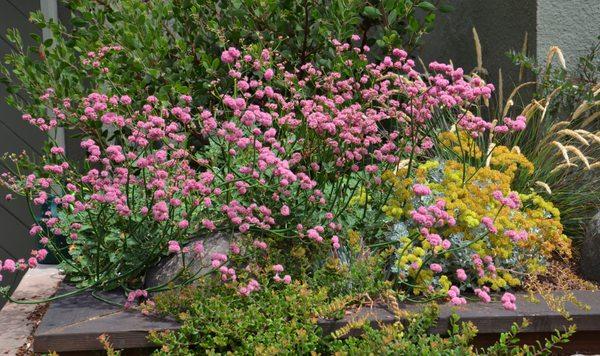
[0, 37, 566, 311]
[2, 0, 450, 113]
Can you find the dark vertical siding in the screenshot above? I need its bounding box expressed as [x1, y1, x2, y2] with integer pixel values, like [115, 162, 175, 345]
[0, 0, 43, 309]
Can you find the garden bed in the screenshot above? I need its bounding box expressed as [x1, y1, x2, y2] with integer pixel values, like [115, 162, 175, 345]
[33, 284, 600, 354]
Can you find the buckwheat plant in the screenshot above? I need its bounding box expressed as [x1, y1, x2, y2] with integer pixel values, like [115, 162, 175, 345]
[1, 38, 508, 305]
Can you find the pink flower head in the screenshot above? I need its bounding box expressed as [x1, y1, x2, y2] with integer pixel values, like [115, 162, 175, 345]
[331, 235, 341, 250]
[193, 242, 204, 255]
[152, 201, 169, 221]
[456, 269, 467, 282]
[450, 296, 467, 306]
[505, 229, 528, 242]
[177, 219, 189, 229]
[481, 216, 498, 234]
[264, 68, 274, 81]
[50, 146, 65, 155]
[474, 288, 491, 303]
[412, 183, 431, 196]
[36, 249, 48, 261]
[429, 263, 443, 273]
[167, 240, 181, 254]
[272, 264, 284, 273]
[221, 47, 241, 64]
[2, 259, 16, 273]
[501, 292, 517, 311]
[253, 240, 268, 250]
[441, 239, 451, 250]
[29, 225, 43, 236]
[202, 219, 216, 231]
[230, 243, 241, 254]
[493, 190, 521, 209]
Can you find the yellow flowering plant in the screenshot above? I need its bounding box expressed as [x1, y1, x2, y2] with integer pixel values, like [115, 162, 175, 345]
[376, 130, 571, 308]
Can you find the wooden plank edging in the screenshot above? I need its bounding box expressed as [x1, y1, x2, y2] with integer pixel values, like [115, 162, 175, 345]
[33, 287, 600, 353]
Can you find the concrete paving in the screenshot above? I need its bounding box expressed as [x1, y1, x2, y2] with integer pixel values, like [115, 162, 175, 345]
[0, 265, 62, 355]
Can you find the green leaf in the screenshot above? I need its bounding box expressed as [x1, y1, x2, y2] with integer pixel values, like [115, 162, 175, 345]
[387, 9, 398, 25]
[417, 1, 437, 11]
[439, 4, 455, 13]
[363, 6, 381, 19]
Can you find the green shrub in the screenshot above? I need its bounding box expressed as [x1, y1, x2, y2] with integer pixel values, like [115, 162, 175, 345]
[1, 0, 449, 114]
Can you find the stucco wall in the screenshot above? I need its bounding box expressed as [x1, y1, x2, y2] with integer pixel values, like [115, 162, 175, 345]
[537, 0, 600, 68]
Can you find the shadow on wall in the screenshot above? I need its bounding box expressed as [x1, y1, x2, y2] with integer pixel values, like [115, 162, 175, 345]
[418, 0, 537, 105]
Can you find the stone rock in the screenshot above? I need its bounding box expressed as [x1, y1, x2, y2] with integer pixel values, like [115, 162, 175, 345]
[580, 211, 600, 282]
[145, 232, 235, 289]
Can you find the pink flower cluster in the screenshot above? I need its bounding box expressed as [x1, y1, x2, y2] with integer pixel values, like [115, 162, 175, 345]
[447, 286, 467, 306]
[420, 228, 451, 250]
[474, 287, 491, 303]
[412, 183, 432, 196]
[504, 229, 529, 242]
[492, 190, 521, 209]
[410, 200, 456, 228]
[501, 292, 517, 311]
[494, 115, 527, 133]
[0, 248, 48, 276]
[272, 264, 291, 284]
[81, 45, 123, 74]
[1, 41, 513, 296]
[472, 254, 497, 278]
[455, 268, 467, 282]
[238, 279, 260, 296]
[480, 216, 498, 234]
[125, 289, 148, 309]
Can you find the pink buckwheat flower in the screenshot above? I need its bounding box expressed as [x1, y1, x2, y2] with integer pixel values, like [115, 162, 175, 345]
[474, 288, 491, 303]
[456, 269, 467, 282]
[429, 263, 443, 273]
[331, 235, 341, 250]
[264, 68, 274, 81]
[177, 219, 189, 229]
[253, 240, 268, 250]
[481, 216, 498, 234]
[36, 249, 48, 261]
[3, 259, 16, 273]
[167, 240, 181, 254]
[193, 242, 204, 255]
[412, 183, 432, 196]
[501, 292, 517, 311]
[29, 225, 43, 236]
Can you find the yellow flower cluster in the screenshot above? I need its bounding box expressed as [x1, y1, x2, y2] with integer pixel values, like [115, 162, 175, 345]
[489, 146, 534, 180]
[382, 142, 571, 296]
[438, 131, 483, 159]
